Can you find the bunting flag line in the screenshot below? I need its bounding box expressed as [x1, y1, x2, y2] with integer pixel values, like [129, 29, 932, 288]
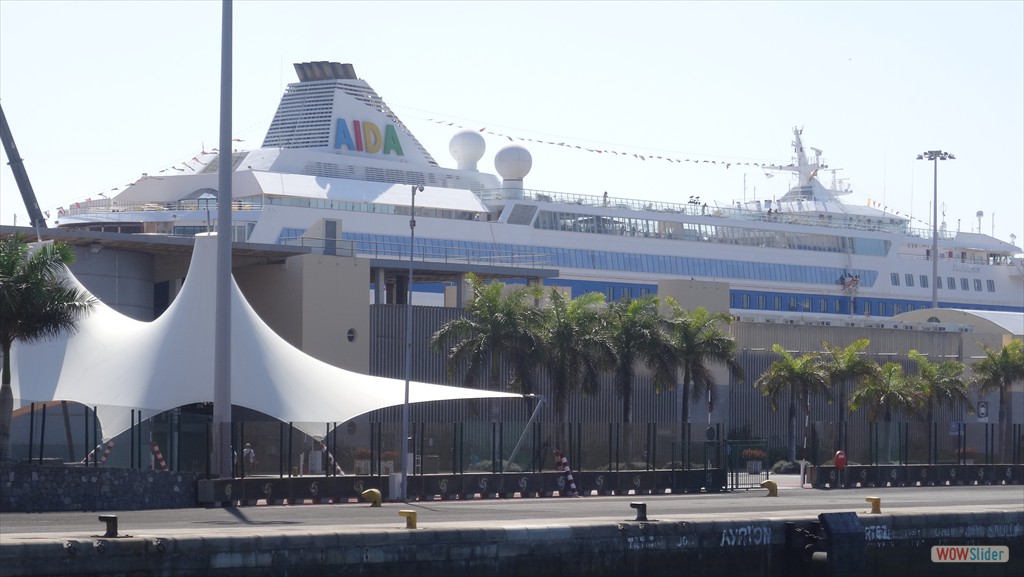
[422, 117, 778, 171]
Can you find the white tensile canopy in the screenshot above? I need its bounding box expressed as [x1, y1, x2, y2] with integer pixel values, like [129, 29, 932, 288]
[9, 233, 519, 438]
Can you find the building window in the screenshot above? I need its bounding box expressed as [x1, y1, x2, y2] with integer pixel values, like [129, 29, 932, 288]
[947, 277, 956, 290]
[920, 275, 929, 289]
[891, 273, 900, 286]
[986, 280, 995, 292]
[960, 278, 969, 291]
[973, 279, 982, 292]
[905, 273, 914, 287]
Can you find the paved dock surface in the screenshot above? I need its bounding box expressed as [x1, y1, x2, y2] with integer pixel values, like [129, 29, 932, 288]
[2, 477, 1021, 542]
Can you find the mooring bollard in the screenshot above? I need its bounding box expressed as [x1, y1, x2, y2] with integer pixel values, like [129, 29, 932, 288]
[98, 515, 118, 538]
[360, 488, 382, 507]
[399, 509, 417, 529]
[865, 496, 881, 514]
[630, 502, 647, 522]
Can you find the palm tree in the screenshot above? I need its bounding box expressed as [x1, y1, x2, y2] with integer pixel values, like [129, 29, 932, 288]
[664, 302, 743, 427]
[907, 349, 967, 464]
[820, 339, 879, 451]
[849, 361, 925, 463]
[605, 295, 676, 426]
[430, 274, 543, 420]
[754, 345, 830, 462]
[1, 234, 96, 462]
[908, 349, 969, 424]
[970, 339, 1024, 463]
[538, 289, 615, 449]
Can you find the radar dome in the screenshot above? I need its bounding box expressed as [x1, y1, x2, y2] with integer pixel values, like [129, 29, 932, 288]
[494, 145, 532, 181]
[449, 130, 486, 170]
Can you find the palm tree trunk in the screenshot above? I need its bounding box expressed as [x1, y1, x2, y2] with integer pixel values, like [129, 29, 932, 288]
[681, 381, 690, 428]
[1, 343, 15, 463]
[787, 399, 797, 462]
[999, 389, 1009, 463]
[62, 401, 75, 462]
[488, 349, 501, 422]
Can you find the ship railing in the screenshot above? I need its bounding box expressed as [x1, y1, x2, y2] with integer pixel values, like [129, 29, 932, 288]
[478, 188, 962, 239]
[59, 198, 265, 217]
[281, 237, 549, 268]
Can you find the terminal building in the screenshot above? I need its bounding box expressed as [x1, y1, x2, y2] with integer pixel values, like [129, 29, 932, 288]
[3, 225, 1020, 473]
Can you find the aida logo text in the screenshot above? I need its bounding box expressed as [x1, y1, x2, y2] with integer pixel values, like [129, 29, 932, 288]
[334, 119, 404, 156]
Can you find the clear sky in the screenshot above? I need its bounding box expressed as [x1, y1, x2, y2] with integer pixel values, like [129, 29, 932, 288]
[1, 1, 1021, 250]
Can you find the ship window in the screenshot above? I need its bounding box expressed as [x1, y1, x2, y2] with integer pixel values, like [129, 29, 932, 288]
[818, 298, 826, 311]
[936, 276, 942, 290]
[774, 296, 782, 310]
[973, 279, 982, 292]
[757, 295, 766, 309]
[876, 302, 884, 316]
[788, 296, 798, 311]
[947, 277, 956, 290]
[986, 280, 995, 292]
[802, 298, 811, 311]
[920, 275, 928, 289]
[622, 287, 632, 300]
[741, 294, 750, 308]
[894, 303, 902, 314]
[891, 273, 900, 286]
[833, 299, 841, 313]
[905, 274, 914, 287]
[960, 278, 969, 291]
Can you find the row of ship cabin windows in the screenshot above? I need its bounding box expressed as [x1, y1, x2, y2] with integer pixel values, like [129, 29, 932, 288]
[735, 293, 925, 317]
[891, 273, 996, 293]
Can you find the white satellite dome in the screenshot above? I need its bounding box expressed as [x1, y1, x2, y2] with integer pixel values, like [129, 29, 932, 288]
[449, 130, 486, 171]
[494, 145, 532, 181]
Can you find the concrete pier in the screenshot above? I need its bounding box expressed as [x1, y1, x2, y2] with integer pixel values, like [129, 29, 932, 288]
[2, 480, 1021, 577]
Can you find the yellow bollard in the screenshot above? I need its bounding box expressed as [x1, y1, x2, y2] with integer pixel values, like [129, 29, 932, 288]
[360, 488, 382, 507]
[865, 496, 881, 514]
[399, 509, 417, 529]
[759, 480, 778, 497]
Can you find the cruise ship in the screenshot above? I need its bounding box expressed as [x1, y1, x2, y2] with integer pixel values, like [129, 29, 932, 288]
[54, 61, 1024, 319]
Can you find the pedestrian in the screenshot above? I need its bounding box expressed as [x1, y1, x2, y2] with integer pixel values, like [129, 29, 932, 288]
[243, 443, 256, 465]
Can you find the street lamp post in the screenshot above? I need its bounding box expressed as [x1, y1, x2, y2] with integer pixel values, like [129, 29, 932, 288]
[401, 184, 423, 501]
[916, 150, 955, 309]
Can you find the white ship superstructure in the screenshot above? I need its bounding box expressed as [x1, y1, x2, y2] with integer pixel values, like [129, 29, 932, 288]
[55, 62, 1024, 319]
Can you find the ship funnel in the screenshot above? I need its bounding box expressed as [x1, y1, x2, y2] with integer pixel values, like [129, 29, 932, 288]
[293, 61, 358, 82]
